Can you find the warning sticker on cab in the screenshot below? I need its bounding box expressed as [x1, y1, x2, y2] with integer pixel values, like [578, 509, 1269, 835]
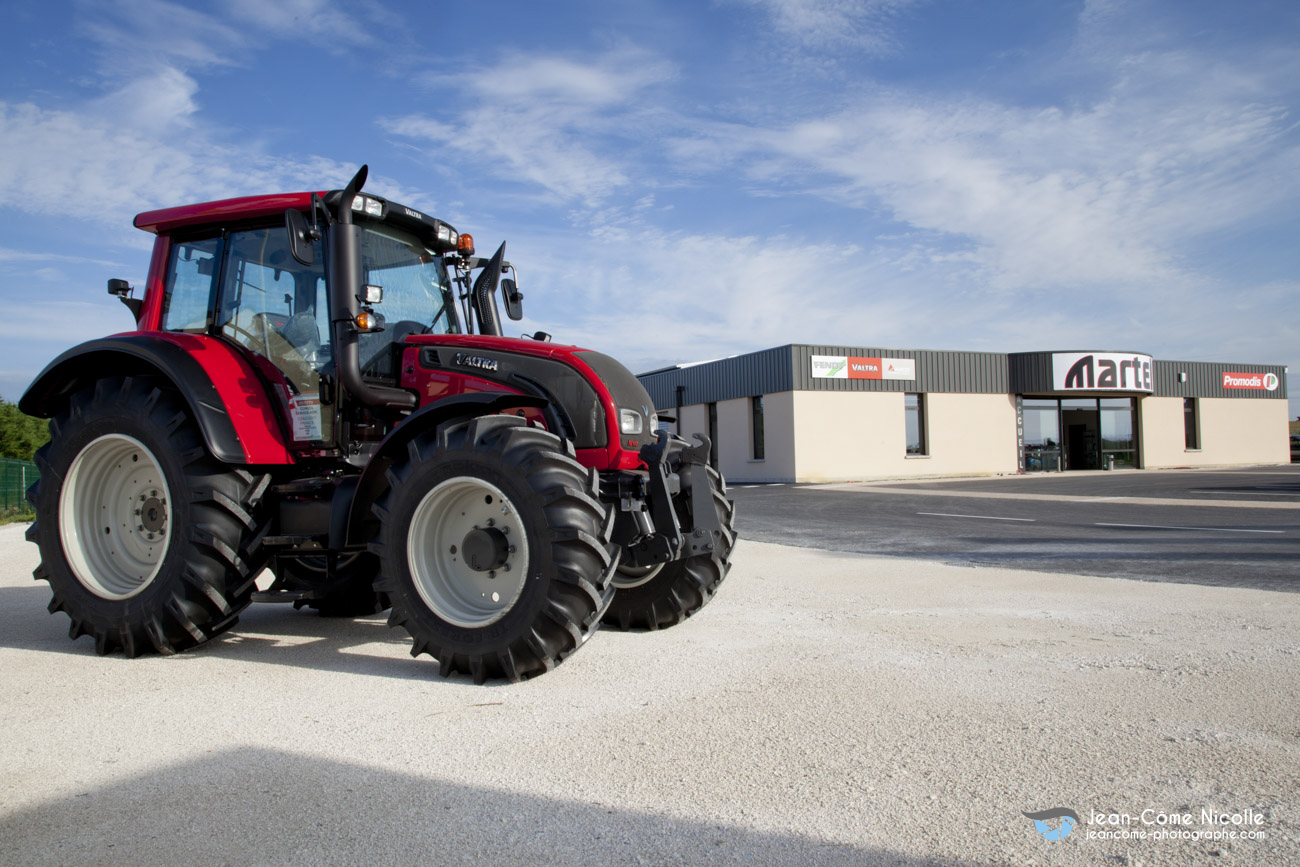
[289, 392, 323, 440]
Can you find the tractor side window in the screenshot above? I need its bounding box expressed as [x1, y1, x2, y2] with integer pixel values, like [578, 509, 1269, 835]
[163, 237, 220, 332]
[217, 228, 331, 442]
[357, 225, 457, 380]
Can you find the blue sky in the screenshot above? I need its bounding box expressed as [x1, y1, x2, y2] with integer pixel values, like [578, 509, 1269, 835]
[1, 0, 1297, 417]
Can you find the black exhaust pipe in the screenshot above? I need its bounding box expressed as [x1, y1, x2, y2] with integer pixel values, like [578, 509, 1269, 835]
[330, 165, 416, 409]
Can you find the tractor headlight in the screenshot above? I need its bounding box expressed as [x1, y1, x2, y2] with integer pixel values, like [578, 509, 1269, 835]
[619, 408, 643, 436]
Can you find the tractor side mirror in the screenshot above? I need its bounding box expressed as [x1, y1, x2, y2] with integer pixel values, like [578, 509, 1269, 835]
[285, 208, 315, 267]
[501, 278, 524, 321]
[107, 278, 143, 321]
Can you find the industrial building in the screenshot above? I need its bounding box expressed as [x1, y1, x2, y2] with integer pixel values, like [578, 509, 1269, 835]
[637, 345, 1290, 483]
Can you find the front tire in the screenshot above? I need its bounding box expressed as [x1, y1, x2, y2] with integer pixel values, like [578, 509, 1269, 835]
[604, 465, 735, 630]
[371, 415, 617, 683]
[28, 376, 268, 656]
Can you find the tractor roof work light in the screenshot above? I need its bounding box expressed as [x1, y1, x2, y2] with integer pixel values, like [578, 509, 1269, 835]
[350, 195, 384, 217]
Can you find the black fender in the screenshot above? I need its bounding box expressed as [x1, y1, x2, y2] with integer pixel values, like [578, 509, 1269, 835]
[19, 335, 262, 464]
[342, 391, 549, 547]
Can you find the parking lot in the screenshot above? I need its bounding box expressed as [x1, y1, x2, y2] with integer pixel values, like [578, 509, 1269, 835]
[732, 466, 1300, 591]
[2, 466, 1298, 865]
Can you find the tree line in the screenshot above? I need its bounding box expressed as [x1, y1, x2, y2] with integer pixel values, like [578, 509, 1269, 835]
[0, 399, 50, 462]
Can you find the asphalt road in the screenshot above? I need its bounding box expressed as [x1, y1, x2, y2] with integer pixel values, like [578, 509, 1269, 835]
[730, 466, 1300, 592]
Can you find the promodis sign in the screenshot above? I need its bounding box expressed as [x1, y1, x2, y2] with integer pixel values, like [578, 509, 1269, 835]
[1222, 372, 1279, 391]
[1052, 352, 1154, 393]
[811, 355, 916, 381]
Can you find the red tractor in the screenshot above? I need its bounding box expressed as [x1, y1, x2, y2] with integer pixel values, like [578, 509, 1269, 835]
[20, 166, 735, 683]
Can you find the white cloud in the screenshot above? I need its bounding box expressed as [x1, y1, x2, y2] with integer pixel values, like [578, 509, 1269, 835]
[669, 52, 1299, 295]
[0, 248, 123, 268]
[384, 47, 677, 206]
[0, 68, 434, 238]
[724, 0, 917, 54]
[0, 299, 131, 341]
[222, 0, 379, 47]
[75, 0, 379, 78]
[75, 0, 249, 75]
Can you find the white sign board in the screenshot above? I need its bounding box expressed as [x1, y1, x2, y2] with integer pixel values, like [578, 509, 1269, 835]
[1052, 353, 1153, 392]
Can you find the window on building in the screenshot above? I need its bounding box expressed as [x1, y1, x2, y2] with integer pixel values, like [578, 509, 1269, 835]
[1184, 398, 1200, 450]
[751, 396, 765, 460]
[905, 393, 927, 456]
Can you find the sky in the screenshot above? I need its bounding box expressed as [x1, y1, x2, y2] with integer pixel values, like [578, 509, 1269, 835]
[1, 0, 1297, 417]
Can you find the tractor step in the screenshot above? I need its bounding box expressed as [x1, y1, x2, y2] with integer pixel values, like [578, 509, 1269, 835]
[271, 478, 334, 495]
[260, 535, 320, 548]
[251, 590, 313, 604]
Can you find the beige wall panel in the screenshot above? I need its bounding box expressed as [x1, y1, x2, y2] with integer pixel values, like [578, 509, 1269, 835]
[925, 392, 1021, 477]
[676, 404, 707, 443]
[677, 393, 796, 482]
[1142, 397, 1290, 468]
[791, 391, 1018, 481]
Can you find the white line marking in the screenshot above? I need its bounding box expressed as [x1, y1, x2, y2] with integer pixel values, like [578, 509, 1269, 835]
[1095, 522, 1285, 534]
[1187, 490, 1300, 497]
[918, 512, 1036, 522]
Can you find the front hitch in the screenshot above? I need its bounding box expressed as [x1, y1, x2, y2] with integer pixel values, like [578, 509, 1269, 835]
[620, 431, 724, 568]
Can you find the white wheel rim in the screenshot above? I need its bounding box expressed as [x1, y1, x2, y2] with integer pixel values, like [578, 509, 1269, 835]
[406, 476, 530, 628]
[614, 562, 663, 589]
[59, 434, 172, 600]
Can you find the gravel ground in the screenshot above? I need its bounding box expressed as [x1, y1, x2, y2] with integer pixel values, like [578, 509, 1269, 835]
[1, 522, 1297, 866]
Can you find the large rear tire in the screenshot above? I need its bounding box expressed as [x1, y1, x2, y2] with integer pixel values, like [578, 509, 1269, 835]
[604, 465, 735, 630]
[27, 376, 269, 656]
[371, 415, 617, 683]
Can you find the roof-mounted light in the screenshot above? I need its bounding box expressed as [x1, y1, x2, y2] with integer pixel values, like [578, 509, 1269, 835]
[457, 233, 475, 256]
[350, 195, 384, 217]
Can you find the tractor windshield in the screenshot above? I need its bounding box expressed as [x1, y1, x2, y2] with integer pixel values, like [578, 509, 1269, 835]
[356, 224, 459, 379]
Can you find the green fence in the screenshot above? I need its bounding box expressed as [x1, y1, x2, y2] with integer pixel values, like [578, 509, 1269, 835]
[1, 457, 38, 515]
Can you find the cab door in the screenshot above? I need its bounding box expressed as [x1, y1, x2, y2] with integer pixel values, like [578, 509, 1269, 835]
[214, 227, 336, 446]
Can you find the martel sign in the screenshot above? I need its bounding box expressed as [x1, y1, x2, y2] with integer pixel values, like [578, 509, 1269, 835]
[1052, 352, 1154, 393]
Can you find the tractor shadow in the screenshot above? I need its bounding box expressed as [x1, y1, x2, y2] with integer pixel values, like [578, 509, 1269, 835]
[0, 583, 456, 683]
[0, 747, 975, 867]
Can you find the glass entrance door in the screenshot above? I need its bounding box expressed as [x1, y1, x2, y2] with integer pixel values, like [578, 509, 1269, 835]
[1021, 396, 1139, 471]
[1100, 398, 1137, 468]
[1023, 399, 1061, 471]
[1062, 399, 1100, 470]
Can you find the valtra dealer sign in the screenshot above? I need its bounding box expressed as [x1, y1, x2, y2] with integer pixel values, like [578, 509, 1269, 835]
[811, 355, 916, 381]
[1222, 372, 1279, 391]
[1052, 352, 1154, 393]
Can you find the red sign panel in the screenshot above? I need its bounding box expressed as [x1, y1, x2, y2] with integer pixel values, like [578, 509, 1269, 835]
[847, 357, 882, 379]
[1222, 372, 1279, 391]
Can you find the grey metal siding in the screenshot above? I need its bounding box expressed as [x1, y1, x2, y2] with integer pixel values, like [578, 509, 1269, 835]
[1007, 352, 1056, 394]
[790, 345, 1008, 394]
[638, 345, 794, 410]
[637, 345, 1288, 408]
[1154, 361, 1288, 400]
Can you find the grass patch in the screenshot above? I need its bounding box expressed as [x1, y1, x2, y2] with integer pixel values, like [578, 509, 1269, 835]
[0, 507, 34, 526]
